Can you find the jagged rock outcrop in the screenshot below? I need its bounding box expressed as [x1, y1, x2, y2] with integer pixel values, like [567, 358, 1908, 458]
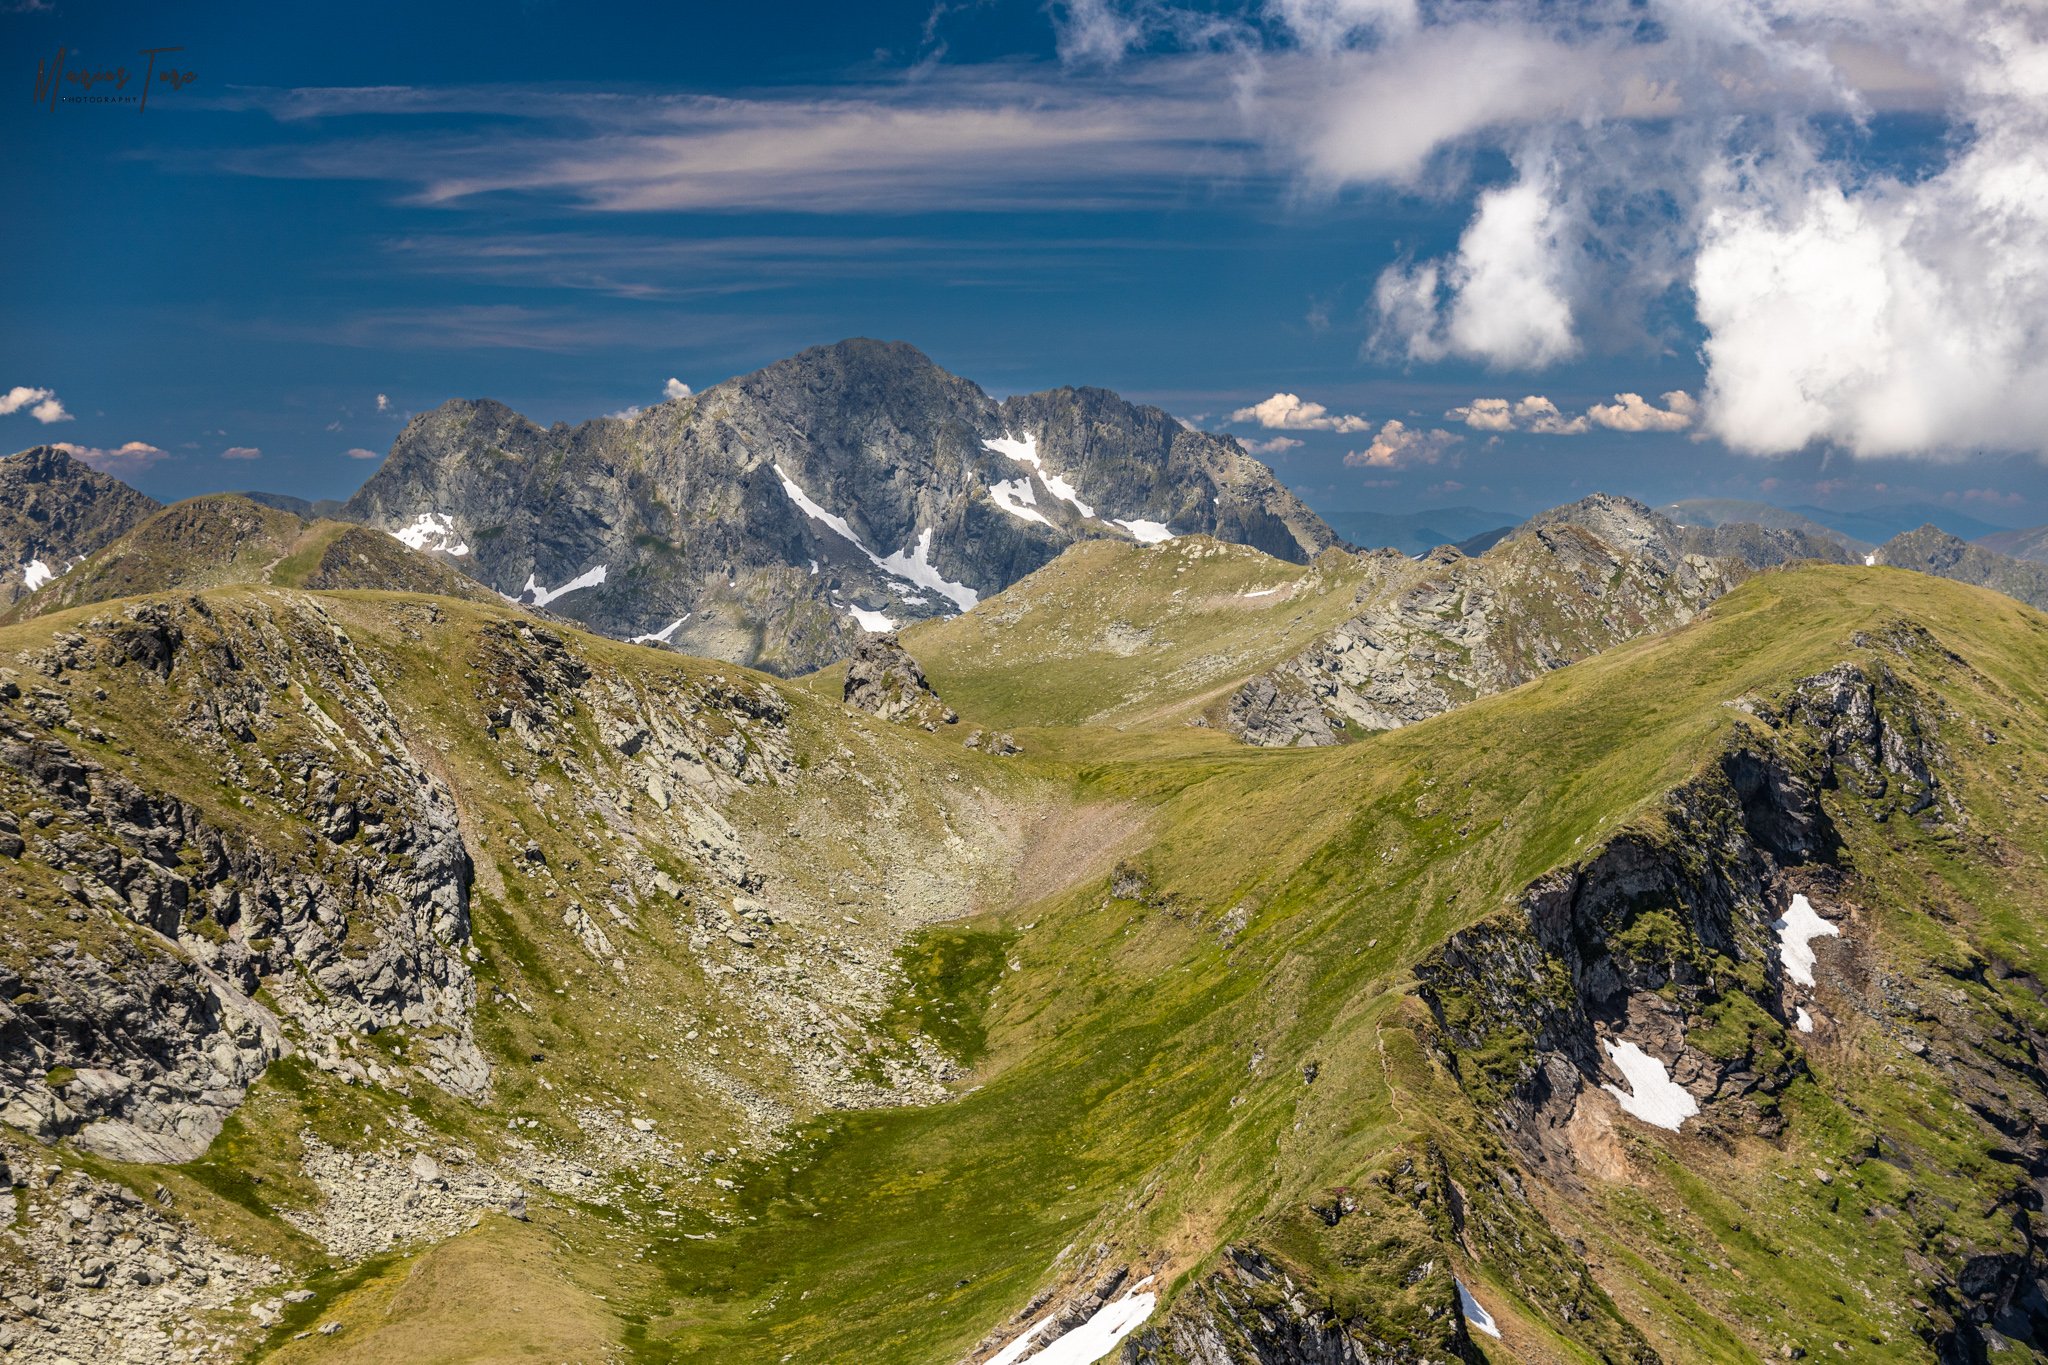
[0, 596, 485, 1163]
[1225, 495, 1852, 747]
[0, 447, 160, 607]
[1414, 642, 2048, 1356]
[340, 339, 1340, 674]
[1415, 655, 1948, 1162]
[842, 632, 956, 728]
[1874, 524, 2048, 611]
[1118, 1248, 1479, 1365]
[1223, 672, 1346, 749]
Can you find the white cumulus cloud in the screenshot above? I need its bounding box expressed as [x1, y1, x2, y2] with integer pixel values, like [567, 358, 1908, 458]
[1, 386, 73, 424]
[1229, 392, 1371, 433]
[1343, 419, 1459, 469]
[1372, 161, 1579, 370]
[344, 447, 382, 460]
[220, 446, 263, 460]
[1445, 395, 1589, 434]
[1255, 0, 2048, 458]
[663, 377, 692, 401]
[375, 393, 391, 412]
[1587, 391, 1698, 434]
[1242, 435, 1305, 455]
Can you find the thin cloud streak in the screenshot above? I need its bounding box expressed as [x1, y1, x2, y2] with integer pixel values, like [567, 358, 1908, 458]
[214, 68, 1260, 214]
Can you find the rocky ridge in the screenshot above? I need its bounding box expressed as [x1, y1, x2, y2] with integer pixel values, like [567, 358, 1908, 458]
[1225, 494, 1853, 747]
[2, 494, 502, 624]
[1874, 524, 2048, 611]
[0, 596, 486, 1165]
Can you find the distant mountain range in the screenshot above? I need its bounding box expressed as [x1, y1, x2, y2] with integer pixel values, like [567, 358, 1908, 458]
[1317, 505, 1521, 557]
[1979, 523, 2048, 564]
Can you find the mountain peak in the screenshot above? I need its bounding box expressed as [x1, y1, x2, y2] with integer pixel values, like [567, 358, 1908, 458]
[338, 340, 1337, 673]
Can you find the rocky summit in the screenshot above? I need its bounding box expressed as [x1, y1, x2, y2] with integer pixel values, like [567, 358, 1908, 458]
[0, 448, 162, 609]
[339, 339, 1337, 675]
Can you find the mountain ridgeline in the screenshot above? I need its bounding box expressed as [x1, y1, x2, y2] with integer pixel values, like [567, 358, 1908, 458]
[1225, 493, 1859, 746]
[340, 339, 1338, 674]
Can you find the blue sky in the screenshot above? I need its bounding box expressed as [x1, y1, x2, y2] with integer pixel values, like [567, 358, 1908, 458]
[6, 0, 2047, 534]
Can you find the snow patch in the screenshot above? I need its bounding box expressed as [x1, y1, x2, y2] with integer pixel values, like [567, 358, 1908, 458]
[1242, 586, 1281, 599]
[391, 511, 470, 557]
[989, 476, 1052, 527]
[21, 558, 54, 592]
[876, 527, 978, 611]
[985, 433, 1095, 518]
[775, 465, 978, 611]
[629, 616, 689, 645]
[987, 1279, 1157, 1365]
[1455, 1280, 1501, 1339]
[846, 605, 896, 632]
[984, 433, 1042, 468]
[1795, 1006, 1814, 1034]
[1601, 1039, 1699, 1131]
[808, 559, 819, 576]
[517, 564, 608, 608]
[1114, 519, 1175, 544]
[1773, 894, 1839, 989]
[1863, 552, 1877, 566]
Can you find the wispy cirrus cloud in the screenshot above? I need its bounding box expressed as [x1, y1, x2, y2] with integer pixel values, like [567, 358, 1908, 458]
[214, 71, 1256, 214]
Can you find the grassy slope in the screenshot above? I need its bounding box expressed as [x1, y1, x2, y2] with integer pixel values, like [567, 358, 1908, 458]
[0, 495, 495, 623]
[597, 565, 2048, 1362]
[6, 559, 2046, 1364]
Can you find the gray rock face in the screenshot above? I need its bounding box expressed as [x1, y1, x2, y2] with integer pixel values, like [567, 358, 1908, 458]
[841, 633, 955, 728]
[1223, 673, 1344, 748]
[1873, 525, 2048, 610]
[0, 596, 484, 1165]
[340, 339, 1338, 674]
[1225, 495, 1852, 747]
[0, 1151, 280, 1363]
[0, 447, 161, 607]
[1118, 1247, 1476, 1364]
